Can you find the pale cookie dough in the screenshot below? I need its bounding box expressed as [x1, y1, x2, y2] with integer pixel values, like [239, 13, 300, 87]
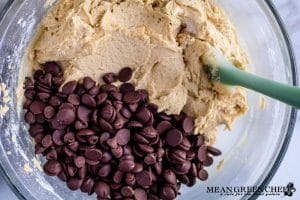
[26, 0, 248, 144]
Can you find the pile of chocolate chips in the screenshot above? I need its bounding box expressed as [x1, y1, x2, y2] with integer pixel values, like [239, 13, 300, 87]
[23, 62, 221, 200]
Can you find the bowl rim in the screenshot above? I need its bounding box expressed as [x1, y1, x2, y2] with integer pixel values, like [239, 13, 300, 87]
[249, 0, 298, 199]
[0, 0, 297, 200]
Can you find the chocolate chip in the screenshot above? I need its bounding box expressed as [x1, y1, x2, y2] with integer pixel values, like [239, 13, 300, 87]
[132, 162, 143, 174]
[123, 92, 140, 104]
[100, 104, 114, 121]
[99, 118, 113, 132]
[98, 164, 112, 178]
[87, 135, 99, 145]
[156, 121, 172, 135]
[77, 106, 91, 122]
[207, 146, 222, 156]
[49, 96, 61, 107]
[29, 124, 44, 137]
[203, 156, 213, 167]
[68, 94, 80, 106]
[144, 154, 156, 165]
[103, 73, 117, 84]
[85, 148, 102, 161]
[121, 186, 134, 197]
[182, 116, 194, 133]
[44, 62, 60, 76]
[24, 90, 35, 100]
[115, 129, 130, 146]
[30, 101, 46, 114]
[56, 108, 75, 125]
[83, 77, 96, 91]
[163, 169, 177, 185]
[118, 67, 133, 82]
[101, 84, 117, 92]
[43, 106, 55, 119]
[46, 149, 58, 160]
[166, 129, 183, 147]
[68, 141, 79, 152]
[125, 173, 136, 186]
[37, 92, 51, 102]
[39, 73, 52, 87]
[62, 81, 77, 95]
[154, 162, 162, 175]
[94, 182, 110, 198]
[52, 130, 65, 146]
[24, 112, 35, 124]
[161, 186, 176, 200]
[74, 156, 85, 168]
[134, 188, 147, 200]
[42, 134, 53, 148]
[81, 177, 95, 193]
[43, 160, 62, 176]
[140, 127, 158, 139]
[75, 120, 89, 130]
[81, 94, 96, 108]
[52, 76, 63, 86]
[67, 178, 83, 191]
[128, 103, 139, 112]
[120, 83, 135, 94]
[127, 121, 143, 128]
[197, 145, 207, 162]
[136, 170, 152, 187]
[119, 160, 135, 172]
[136, 107, 152, 124]
[198, 169, 208, 181]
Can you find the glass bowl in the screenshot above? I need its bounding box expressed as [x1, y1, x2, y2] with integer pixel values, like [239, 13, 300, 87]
[0, 0, 297, 200]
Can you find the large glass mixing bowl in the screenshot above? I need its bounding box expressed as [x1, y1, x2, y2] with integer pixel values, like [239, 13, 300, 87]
[0, 0, 297, 200]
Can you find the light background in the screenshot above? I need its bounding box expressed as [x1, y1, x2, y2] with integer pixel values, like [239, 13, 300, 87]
[0, 0, 299, 199]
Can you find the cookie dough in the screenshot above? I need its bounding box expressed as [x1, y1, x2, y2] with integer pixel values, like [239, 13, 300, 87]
[27, 0, 248, 144]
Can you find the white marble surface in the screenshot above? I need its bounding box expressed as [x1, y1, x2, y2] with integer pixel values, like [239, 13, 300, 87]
[0, 0, 299, 199]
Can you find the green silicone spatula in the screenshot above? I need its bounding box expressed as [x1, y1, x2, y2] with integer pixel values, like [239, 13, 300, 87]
[202, 47, 300, 109]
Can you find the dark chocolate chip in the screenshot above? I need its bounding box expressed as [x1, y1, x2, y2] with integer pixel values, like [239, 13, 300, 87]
[207, 146, 222, 156]
[103, 73, 117, 84]
[120, 83, 135, 94]
[197, 145, 208, 162]
[118, 160, 135, 172]
[24, 112, 35, 124]
[83, 77, 96, 90]
[68, 94, 80, 106]
[156, 121, 172, 135]
[136, 170, 152, 187]
[98, 164, 112, 178]
[74, 156, 85, 168]
[118, 67, 133, 82]
[123, 91, 140, 104]
[166, 129, 183, 147]
[67, 178, 83, 191]
[43, 160, 62, 176]
[62, 81, 77, 95]
[198, 169, 208, 181]
[44, 62, 60, 76]
[121, 186, 134, 197]
[29, 101, 46, 114]
[94, 182, 110, 198]
[85, 148, 102, 161]
[43, 106, 55, 119]
[81, 94, 96, 108]
[80, 177, 95, 193]
[56, 108, 75, 125]
[115, 129, 130, 146]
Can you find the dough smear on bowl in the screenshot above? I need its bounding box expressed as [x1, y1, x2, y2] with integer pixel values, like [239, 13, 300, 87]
[27, 0, 248, 144]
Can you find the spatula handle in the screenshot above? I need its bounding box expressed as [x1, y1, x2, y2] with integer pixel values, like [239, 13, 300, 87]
[219, 66, 300, 109]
